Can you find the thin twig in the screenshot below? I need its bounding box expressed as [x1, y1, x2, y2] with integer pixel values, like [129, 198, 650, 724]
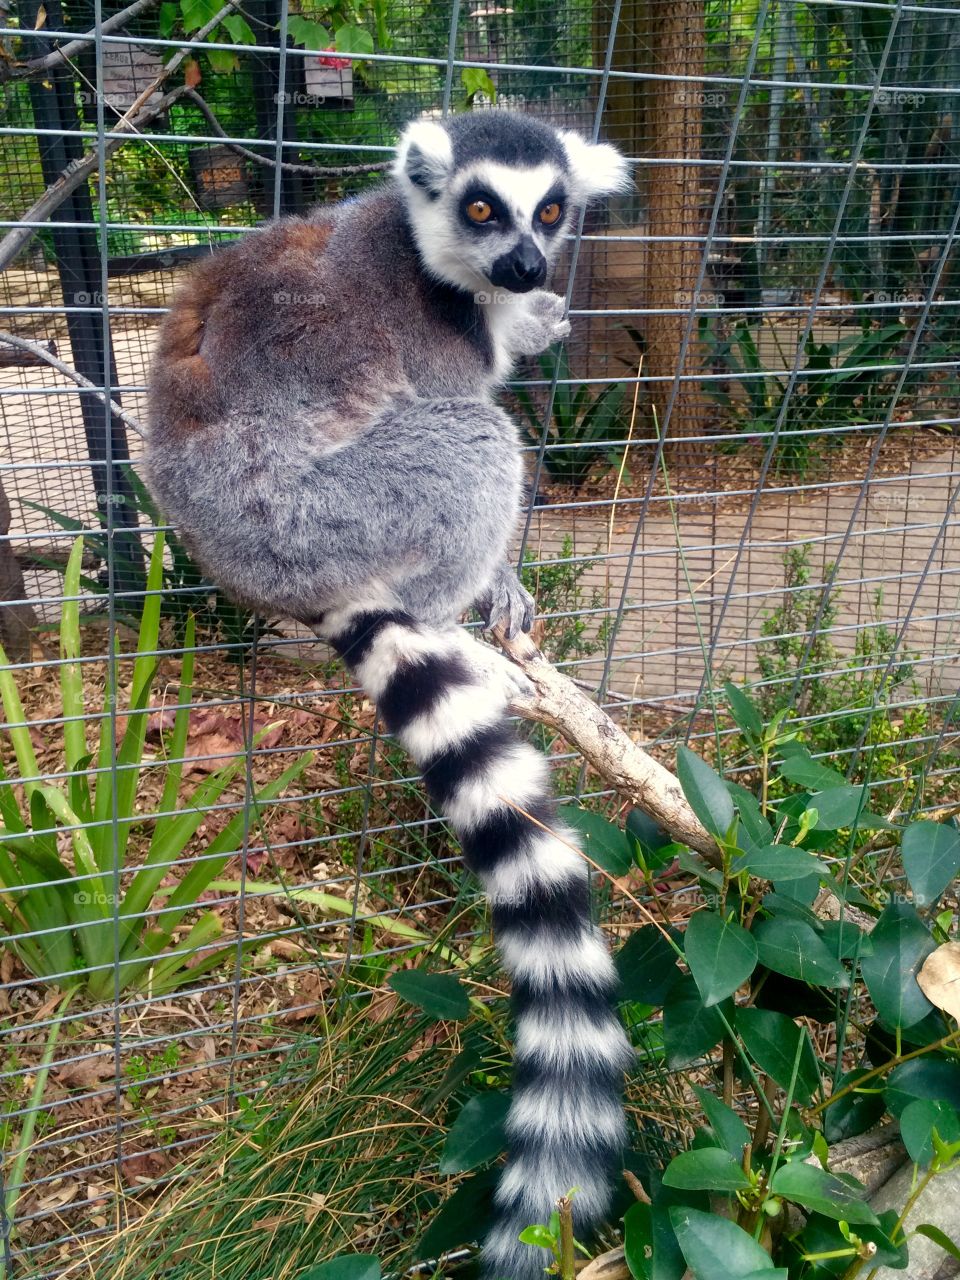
[557, 1195, 575, 1280]
[0, 0, 244, 273]
[0, 330, 145, 437]
[3, 0, 163, 80]
[494, 622, 720, 860]
[180, 88, 390, 177]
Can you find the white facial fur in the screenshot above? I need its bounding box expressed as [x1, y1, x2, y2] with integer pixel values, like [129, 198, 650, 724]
[393, 116, 633, 295]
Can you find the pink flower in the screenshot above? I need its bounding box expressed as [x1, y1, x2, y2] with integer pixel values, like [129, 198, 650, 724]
[316, 48, 351, 70]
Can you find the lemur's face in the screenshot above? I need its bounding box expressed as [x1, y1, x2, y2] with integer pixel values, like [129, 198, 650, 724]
[394, 113, 631, 298]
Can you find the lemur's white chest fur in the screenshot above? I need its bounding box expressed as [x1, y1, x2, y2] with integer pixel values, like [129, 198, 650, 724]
[480, 289, 571, 384]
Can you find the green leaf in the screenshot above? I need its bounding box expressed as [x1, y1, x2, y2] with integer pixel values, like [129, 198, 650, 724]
[732, 845, 822, 883]
[287, 15, 332, 48]
[724, 682, 763, 739]
[626, 809, 676, 870]
[676, 748, 735, 840]
[899, 1098, 960, 1167]
[222, 13, 255, 43]
[669, 1207, 775, 1278]
[420, 1169, 497, 1258]
[684, 911, 757, 1007]
[387, 970, 469, 1020]
[616, 926, 680, 1007]
[518, 1225, 556, 1250]
[461, 66, 497, 103]
[691, 1085, 751, 1159]
[915, 1223, 960, 1264]
[439, 1094, 509, 1173]
[737, 1007, 821, 1103]
[623, 1202, 653, 1280]
[662, 1147, 750, 1193]
[860, 901, 936, 1029]
[663, 976, 728, 1070]
[727, 784, 773, 853]
[824, 1069, 887, 1144]
[810, 785, 868, 830]
[777, 750, 846, 792]
[334, 24, 374, 54]
[301, 1256, 381, 1280]
[559, 805, 634, 876]
[901, 820, 960, 907]
[753, 917, 850, 989]
[179, 0, 220, 32]
[769, 1164, 877, 1225]
[886, 1058, 960, 1119]
[158, 1, 179, 37]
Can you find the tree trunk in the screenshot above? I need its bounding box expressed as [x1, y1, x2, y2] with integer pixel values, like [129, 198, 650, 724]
[0, 482, 38, 663]
[638, 0, 710, 470]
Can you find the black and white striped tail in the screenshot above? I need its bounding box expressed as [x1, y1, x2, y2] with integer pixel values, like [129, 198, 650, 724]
[318, 607, 633, 1280]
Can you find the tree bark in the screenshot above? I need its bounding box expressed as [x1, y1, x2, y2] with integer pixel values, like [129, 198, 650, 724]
[0, 483, 38, 664]
[637, 0, 710, 469]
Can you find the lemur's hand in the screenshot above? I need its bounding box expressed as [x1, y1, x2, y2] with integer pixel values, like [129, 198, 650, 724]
[508, 290, 571, 356]
[475, 563, 536, 639]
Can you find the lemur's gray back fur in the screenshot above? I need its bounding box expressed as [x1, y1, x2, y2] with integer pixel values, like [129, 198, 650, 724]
[145, 109, 633, 1280]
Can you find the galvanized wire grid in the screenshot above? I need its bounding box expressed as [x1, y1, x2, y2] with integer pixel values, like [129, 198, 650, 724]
[1, 0, 960, 1273]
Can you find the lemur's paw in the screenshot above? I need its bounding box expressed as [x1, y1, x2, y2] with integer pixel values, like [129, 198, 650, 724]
[511, 290, 570, 355]
[475, 569, 536, 639]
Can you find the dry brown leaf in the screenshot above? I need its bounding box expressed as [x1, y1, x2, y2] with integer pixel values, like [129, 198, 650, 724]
[918, 941, 960, 1022]
[304, 1192, 328, 1224]
[53, 1052, 115, 1090]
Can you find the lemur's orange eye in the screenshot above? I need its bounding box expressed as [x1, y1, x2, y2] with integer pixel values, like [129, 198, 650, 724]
[539, 202, 562, 225]
[466, 200, 493, 223]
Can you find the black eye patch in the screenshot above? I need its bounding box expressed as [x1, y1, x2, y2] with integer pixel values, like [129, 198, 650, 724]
[459, 190, 511, 230]
[534, 185, 568, 234]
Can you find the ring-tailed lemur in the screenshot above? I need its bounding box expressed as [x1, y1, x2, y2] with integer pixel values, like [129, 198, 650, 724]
[145, 109, 633, 1280]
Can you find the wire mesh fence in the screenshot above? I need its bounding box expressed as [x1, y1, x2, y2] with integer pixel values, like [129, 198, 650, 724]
[0, 0, 959, 1274]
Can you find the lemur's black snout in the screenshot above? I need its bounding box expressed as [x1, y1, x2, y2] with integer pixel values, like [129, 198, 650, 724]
[490, 237, 547, 292]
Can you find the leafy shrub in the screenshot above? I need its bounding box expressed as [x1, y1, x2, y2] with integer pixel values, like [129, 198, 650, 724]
[0, 534, 310, 998]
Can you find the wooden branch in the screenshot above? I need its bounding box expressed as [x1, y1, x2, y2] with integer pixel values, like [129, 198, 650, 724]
[0, 331, 144, 438]
[3, 0, 163, 81]
[181, 89, 391, 177]
[494, 624, 719, 862]
[0, 0, 243, 273]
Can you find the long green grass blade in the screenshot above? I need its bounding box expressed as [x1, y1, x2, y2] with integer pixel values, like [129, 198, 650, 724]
[0, 641, 40, 798]
[119, 758, 243, 953]
[59, 538, 88, 784]
[138, 753, 312, 949]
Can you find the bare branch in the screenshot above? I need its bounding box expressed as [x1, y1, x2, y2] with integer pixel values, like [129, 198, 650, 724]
[0, 331, 145, 438]
[494, 623, 720, 862]
[3, 0, 163, 81]
[0, 0, 244, 273]
[180, 89, 391, 177]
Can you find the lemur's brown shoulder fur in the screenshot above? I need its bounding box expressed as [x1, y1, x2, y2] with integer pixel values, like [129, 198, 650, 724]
[148, 218, 337, 440]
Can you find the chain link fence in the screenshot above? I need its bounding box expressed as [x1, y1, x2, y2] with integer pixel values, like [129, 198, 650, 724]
[0, 0, 959, 1274]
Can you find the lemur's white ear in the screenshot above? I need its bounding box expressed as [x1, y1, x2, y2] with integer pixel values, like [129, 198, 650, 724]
[393, 119, 454, 197]
[559, 131, 632, 200]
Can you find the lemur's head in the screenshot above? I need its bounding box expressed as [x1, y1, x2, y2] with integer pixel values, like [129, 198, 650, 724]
[393, 111, 630, 296]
